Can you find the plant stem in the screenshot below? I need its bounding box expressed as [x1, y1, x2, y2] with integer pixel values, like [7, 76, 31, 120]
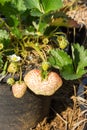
[0, 18, 11, 32]
[0, 49, 14, 54]
[19, 66, 22, 83]
[27, 42, 46, 62]
[1, 61, 8, 75]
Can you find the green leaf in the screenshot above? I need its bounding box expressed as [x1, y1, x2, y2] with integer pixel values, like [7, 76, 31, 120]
[0, 54, 3, 69]
[38, 11, 78, 33]
[0, 2, 19, 26]
[30, 8, 43, 17]
[48, 49, 79, 80]
[0, 0, 11, 5]
[48, 49, 72, 69]
[72, 43, 87, 75]
[48, 43, 87, 80]
[12, 0, 26, 11]
[10, 15, 19, 27]
[41, 0, 63, 13]
[11, 27, 22, 38]
[0, 30, 9, 40]
[38, 21, 49, 33]
[24, 0, 41, 11]
[60, 65, 81, 80]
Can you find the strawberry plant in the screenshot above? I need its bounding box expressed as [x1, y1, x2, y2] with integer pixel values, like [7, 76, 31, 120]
[0, 0, 82, 97]
[48, 43, 87, 80]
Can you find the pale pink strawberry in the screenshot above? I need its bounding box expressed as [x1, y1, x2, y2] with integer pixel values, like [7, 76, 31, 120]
[24, 69, 63, 96]
[12, 81, 27, 98]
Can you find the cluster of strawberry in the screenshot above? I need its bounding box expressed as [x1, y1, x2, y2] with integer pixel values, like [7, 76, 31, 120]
[24, 69, 63, 96]
[8, 68, 62, 98]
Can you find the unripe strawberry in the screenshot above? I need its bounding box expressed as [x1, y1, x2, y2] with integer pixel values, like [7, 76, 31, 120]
[24, 69, 63, 96]
[7, 77, 15, 85]
[42, 61, 50, 71]
[7, 62, 18, 73]
[42, 38, 49, 44]
[57, 36, 69, 49]
[12, 81, 27, 98]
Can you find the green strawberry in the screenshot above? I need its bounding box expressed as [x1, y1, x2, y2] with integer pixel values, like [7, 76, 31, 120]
[7, 77, 15, 85]
[57, 36, 69, 49]
[42, 61, 50, 71]
[7, 62, 18, 73]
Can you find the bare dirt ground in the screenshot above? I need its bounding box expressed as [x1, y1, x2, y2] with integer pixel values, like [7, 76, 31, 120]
[32, 1, 87, 130]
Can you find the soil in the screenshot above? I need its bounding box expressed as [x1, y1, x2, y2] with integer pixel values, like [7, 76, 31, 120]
[31, 1, 87, 130]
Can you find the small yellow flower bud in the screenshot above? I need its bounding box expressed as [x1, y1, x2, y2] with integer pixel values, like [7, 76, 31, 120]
[42, 38, 49, 44]
[0, 43, 4, 50]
